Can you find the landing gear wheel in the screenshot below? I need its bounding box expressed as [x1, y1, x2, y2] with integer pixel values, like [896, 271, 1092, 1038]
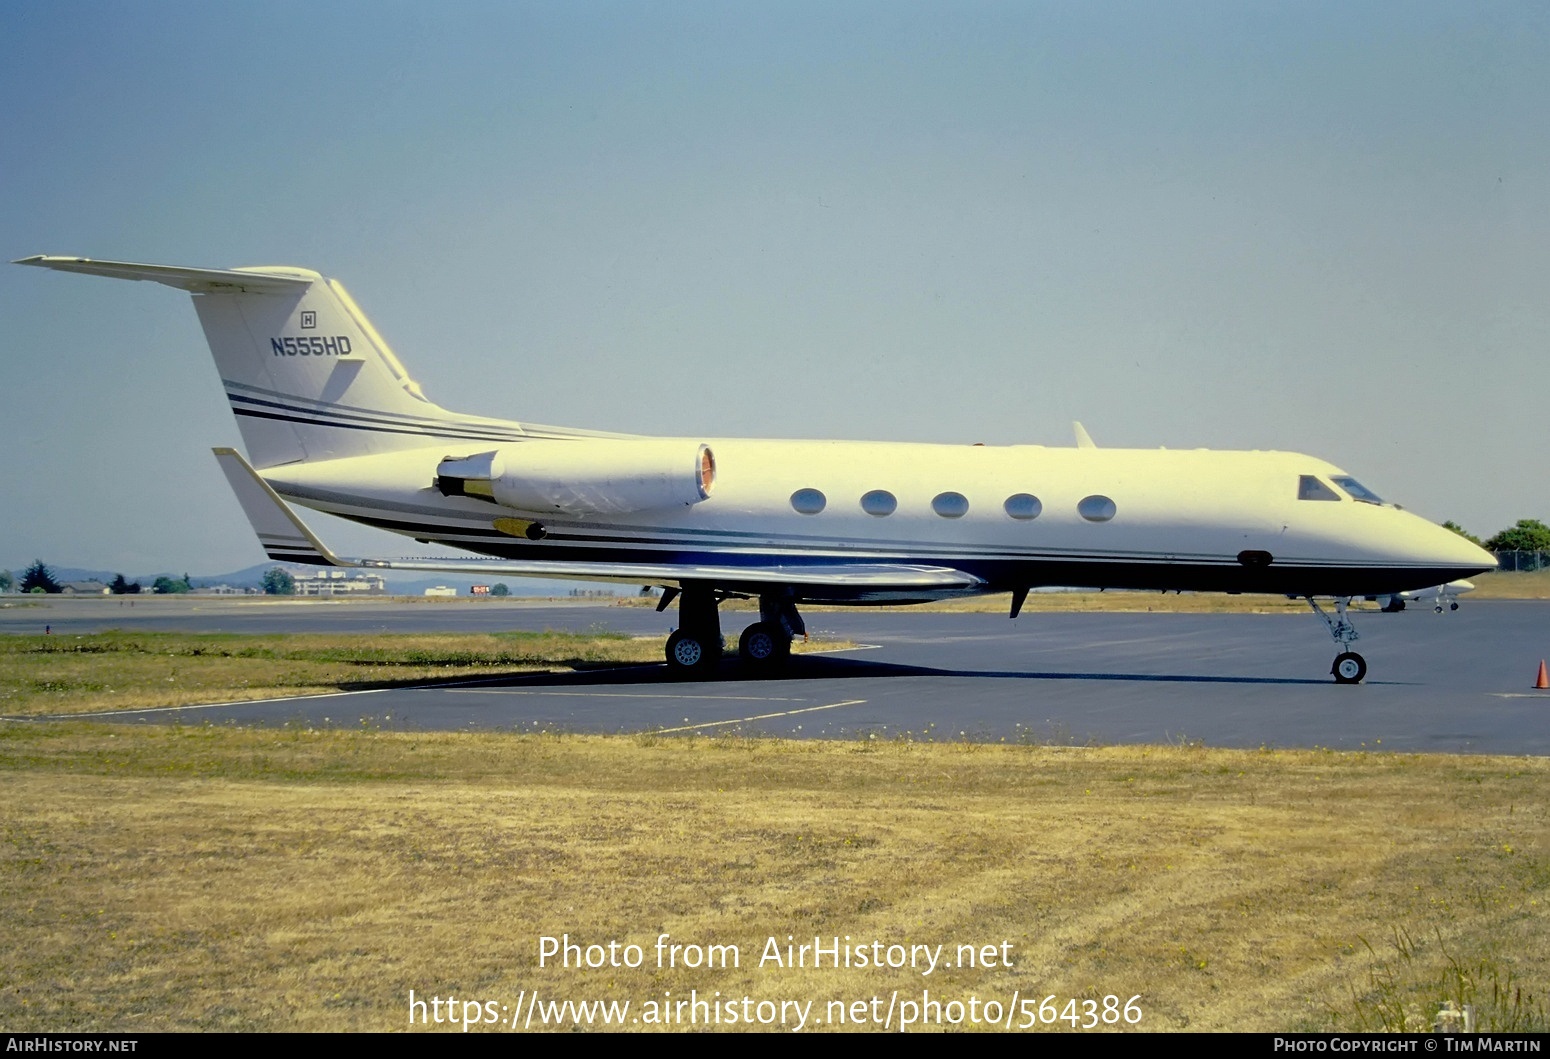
[666, 630, 721, 678]
[1332, 651, 1367, 685]
[738, 622, 791, 671]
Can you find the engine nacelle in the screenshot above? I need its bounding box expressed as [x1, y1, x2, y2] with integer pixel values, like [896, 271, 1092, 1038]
[436, 440, 715, 517]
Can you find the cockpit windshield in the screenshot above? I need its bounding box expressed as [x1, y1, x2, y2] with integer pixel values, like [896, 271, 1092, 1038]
[1297, 475, 1340, 501]
[1331, 476, 1383, 504]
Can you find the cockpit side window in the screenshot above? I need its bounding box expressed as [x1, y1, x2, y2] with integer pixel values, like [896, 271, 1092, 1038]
[1298, 475, 1341, 501]
[1331, 476, 1383, 504]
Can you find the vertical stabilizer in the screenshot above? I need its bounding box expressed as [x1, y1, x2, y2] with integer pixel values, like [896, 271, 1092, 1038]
[191, 269, 456, 467]
[14, 256, 462, 468]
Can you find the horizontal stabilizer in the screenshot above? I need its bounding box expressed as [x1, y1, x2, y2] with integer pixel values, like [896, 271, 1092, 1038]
[14, 256, 313, 294]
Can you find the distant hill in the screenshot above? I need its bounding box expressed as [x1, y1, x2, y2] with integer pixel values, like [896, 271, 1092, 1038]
[2, 563, 269, 591]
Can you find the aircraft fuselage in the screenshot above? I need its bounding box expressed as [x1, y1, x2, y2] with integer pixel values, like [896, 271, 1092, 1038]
[262, 438, 1491, 603]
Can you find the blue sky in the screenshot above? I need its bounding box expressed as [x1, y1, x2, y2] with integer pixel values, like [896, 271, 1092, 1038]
[3, 1, 1547, 575]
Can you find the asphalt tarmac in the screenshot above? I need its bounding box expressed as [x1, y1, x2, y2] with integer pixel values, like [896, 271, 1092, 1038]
[6, 596, 1549, 754]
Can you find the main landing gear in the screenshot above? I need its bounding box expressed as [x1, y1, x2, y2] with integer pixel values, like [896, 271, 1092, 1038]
[1306, 597, 1367, 684]
[659, 585, 806, 678]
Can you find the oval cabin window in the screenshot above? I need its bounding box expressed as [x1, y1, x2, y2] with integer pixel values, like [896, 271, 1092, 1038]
[1078, 495, 1116, 522]
[1003, 493, 1042, 520]
[790, 488, 826, 515]
[931, 491, 969, 518]
[860, 490, 897, 517]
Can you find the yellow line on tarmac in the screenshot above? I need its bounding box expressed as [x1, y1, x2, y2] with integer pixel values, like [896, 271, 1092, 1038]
[651, 699, 868, 735]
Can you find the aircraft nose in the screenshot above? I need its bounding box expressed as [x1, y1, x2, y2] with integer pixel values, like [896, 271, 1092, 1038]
[1432, 523, 1498, 572]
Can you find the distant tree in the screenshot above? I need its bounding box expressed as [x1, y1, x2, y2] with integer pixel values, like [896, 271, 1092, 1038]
[20, 560, 61, 594]
[1483, 519, 1550, 553]
[261, 568, 295, 596]
[109, 573, 142, 595]
[1442, 521, 1481, 546]
[490, 583, 511, 597]
[0, 569, 12, 593]
[152, 575, 191, 595]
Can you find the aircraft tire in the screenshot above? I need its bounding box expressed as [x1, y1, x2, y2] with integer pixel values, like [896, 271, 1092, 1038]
[738, 622, 791, 671]
[1332, 651, 1367, 685]
[666, 630, 720, 677]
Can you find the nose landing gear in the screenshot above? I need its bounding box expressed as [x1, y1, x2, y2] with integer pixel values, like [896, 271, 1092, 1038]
[1332, 651, 1368, 684]
[1308, 597, 1367, 684]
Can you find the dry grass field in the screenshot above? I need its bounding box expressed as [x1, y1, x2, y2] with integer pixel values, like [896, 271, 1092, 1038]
[2, 721, 1546, 1033]
[1467, 569, 1550, 600]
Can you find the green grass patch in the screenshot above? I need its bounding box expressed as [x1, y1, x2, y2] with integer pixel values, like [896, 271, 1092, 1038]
[0, 630, 854, 717]
[0, 630, 664, 715]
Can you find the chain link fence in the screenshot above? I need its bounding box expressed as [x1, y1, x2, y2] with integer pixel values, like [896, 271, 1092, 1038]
[1492, 550, 1550, 572]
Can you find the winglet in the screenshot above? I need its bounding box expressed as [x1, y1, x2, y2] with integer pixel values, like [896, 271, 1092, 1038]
[212, 447, 354, 567]
[1073, 421, 1097, 449]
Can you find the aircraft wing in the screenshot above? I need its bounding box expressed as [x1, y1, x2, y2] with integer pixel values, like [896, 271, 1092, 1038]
[214, 448, 982, 594]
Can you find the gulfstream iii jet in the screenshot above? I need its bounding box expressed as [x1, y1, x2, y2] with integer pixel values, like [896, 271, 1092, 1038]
[14, 255, 1497, 682]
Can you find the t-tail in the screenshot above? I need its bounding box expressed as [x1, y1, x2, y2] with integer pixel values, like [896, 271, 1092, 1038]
[12, 255, 561, 468]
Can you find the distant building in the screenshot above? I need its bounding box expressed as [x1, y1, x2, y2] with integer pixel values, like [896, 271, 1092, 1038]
[60, 581, 111, 595]
[290, 570, 387, 596]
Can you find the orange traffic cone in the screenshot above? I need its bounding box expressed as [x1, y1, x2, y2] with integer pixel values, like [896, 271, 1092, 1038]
[1536, 660, 1549, 690]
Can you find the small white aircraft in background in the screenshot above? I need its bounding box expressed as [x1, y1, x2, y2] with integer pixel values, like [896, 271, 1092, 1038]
[1372, 579, 1476, 613]
[14, 255, 1498, 683]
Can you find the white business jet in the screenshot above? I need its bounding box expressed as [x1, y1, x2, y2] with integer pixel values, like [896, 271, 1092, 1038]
[1372, 579, 1476, 614]
[14, 256, 1497, 683]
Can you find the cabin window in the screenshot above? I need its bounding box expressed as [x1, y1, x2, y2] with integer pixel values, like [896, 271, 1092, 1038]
[1297, 475, 1341, 502]
[790, 488, 826, 515]
[1078, 495, 1116, 522]
[932, 491, 969, 518]
[1003, 493, 1042, 520]
[860, 489, 897, 517]
[1332, 476, 1383, 504]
